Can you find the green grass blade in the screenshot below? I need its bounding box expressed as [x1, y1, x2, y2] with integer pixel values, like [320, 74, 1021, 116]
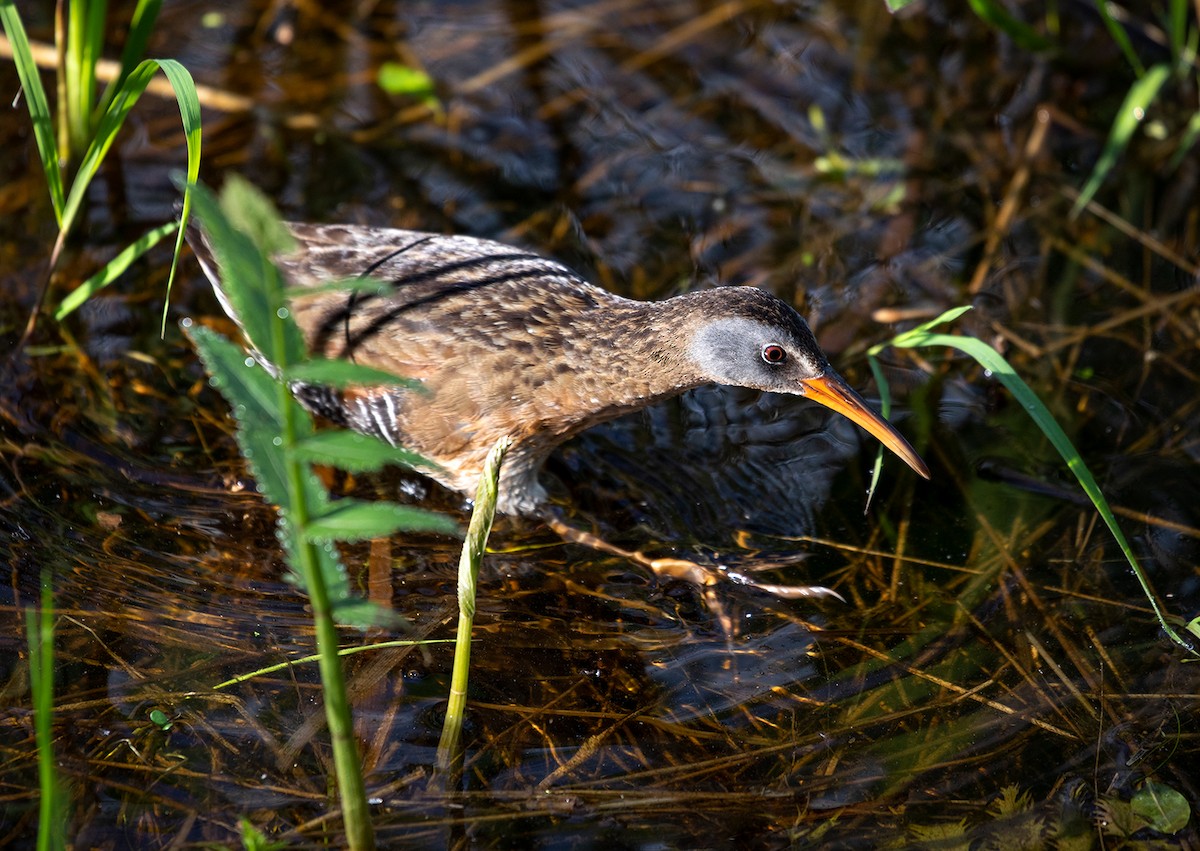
[864, 356, 892, 511]
[27, 570, 66, 851]
[0, 0, 65, 223]
[889, 322, 1196, 652]
[97, 0, 162, 115]
[155, 58, 203, 336]
[54, 220, 178, 320]
[212, 638, 456, 690]
[1167, 108, 1200, 173]
[1090, 0, 1144, 75]
[437, 436, 510, 771]
[965, 0, 1053, 52]
[1071, 64, 1171, 218]
[863, 305, 972, 506]
[51, 59, 202, 314]
[1166, 0, 1187, 61]
[56, 58, 153, 255]
[64, 0, 107, 161]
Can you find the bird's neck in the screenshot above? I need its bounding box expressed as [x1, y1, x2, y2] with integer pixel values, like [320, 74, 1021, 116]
[543, 293, 710, 431]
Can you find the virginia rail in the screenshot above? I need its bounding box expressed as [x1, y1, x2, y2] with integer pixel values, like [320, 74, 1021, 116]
[192, 223, 928, 599]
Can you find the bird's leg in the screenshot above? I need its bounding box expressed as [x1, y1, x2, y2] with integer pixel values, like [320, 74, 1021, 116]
[541, 512, 844, 635]
[542, 512, 733, 632]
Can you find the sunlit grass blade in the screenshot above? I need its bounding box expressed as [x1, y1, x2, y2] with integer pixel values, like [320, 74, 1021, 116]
[865, 306, 971, 508]
[63, 0, 107, 163]
[156, 59, 202, 336]
[50, 58, 202, 310]
[1, 0, 65, 222]
[1167, 109, 1200, 173]
[437, 436, 510, 772]
[1071, 63, 1170, 218]
[54, 220, 179, 320]
[870, 307, 1198, 654]
[97, 0, 162, 115]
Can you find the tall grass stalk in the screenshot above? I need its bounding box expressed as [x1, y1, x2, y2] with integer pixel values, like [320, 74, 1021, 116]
[867, 307, 1200, 655]
[26, 569, 66, 851]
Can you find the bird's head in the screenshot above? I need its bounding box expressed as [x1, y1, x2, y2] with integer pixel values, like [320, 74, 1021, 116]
[684, 288, 930, 479]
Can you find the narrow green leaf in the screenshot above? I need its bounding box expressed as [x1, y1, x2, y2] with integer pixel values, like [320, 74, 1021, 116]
[884, 0, 919, 11]
[57, 59, 156, 257]
[98, 0, 163, 115]
[305, 498, 458, 543]
[213, 637, 454, 688]
[187, 324, 321, 509]
[293, 430, 434, 474]
[889, 327, 1194, 653]
[1090, 0, 1144, 75]
[1072, 64, 1171, 218]
[880, 305, 974, 351]
[55, 220, 178, 320]
[864, 356, 892, 511]
[285, 357, 422, 391]
[0, 0, 65, 222]
[1167, 109, 1200, 173]
[154, 58, 203, 336]
[1167, 0, 1187, 61]
[64, 0, 107, 160]
[966, 0, 1053, 52]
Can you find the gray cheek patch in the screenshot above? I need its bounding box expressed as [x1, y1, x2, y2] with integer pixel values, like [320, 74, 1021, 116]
[687, 317, 769, 380]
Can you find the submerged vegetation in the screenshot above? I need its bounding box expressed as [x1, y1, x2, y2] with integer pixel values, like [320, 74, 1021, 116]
[1, 0, 1198, 847]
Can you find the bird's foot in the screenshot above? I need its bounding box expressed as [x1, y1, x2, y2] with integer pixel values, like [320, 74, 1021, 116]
[542, 513, 843, 635]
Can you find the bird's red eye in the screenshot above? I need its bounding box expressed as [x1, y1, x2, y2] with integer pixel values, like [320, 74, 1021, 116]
[761, 344, 787, 365]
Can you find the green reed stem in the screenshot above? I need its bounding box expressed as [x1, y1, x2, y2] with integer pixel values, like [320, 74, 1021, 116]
[437, 437, 510, 770]
[26, 569, 65, 851]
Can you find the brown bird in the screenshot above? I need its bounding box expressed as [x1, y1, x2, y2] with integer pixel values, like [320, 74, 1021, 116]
[192, 223, 928, 598]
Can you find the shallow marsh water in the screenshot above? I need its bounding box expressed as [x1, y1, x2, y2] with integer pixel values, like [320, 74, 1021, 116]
[2, 0, 1199, 847]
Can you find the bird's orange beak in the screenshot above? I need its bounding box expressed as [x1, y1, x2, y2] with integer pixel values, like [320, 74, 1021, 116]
[800, 373, 930, 479]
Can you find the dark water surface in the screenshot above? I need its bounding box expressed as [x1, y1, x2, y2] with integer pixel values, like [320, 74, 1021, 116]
[2, 1, 1199, 847]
